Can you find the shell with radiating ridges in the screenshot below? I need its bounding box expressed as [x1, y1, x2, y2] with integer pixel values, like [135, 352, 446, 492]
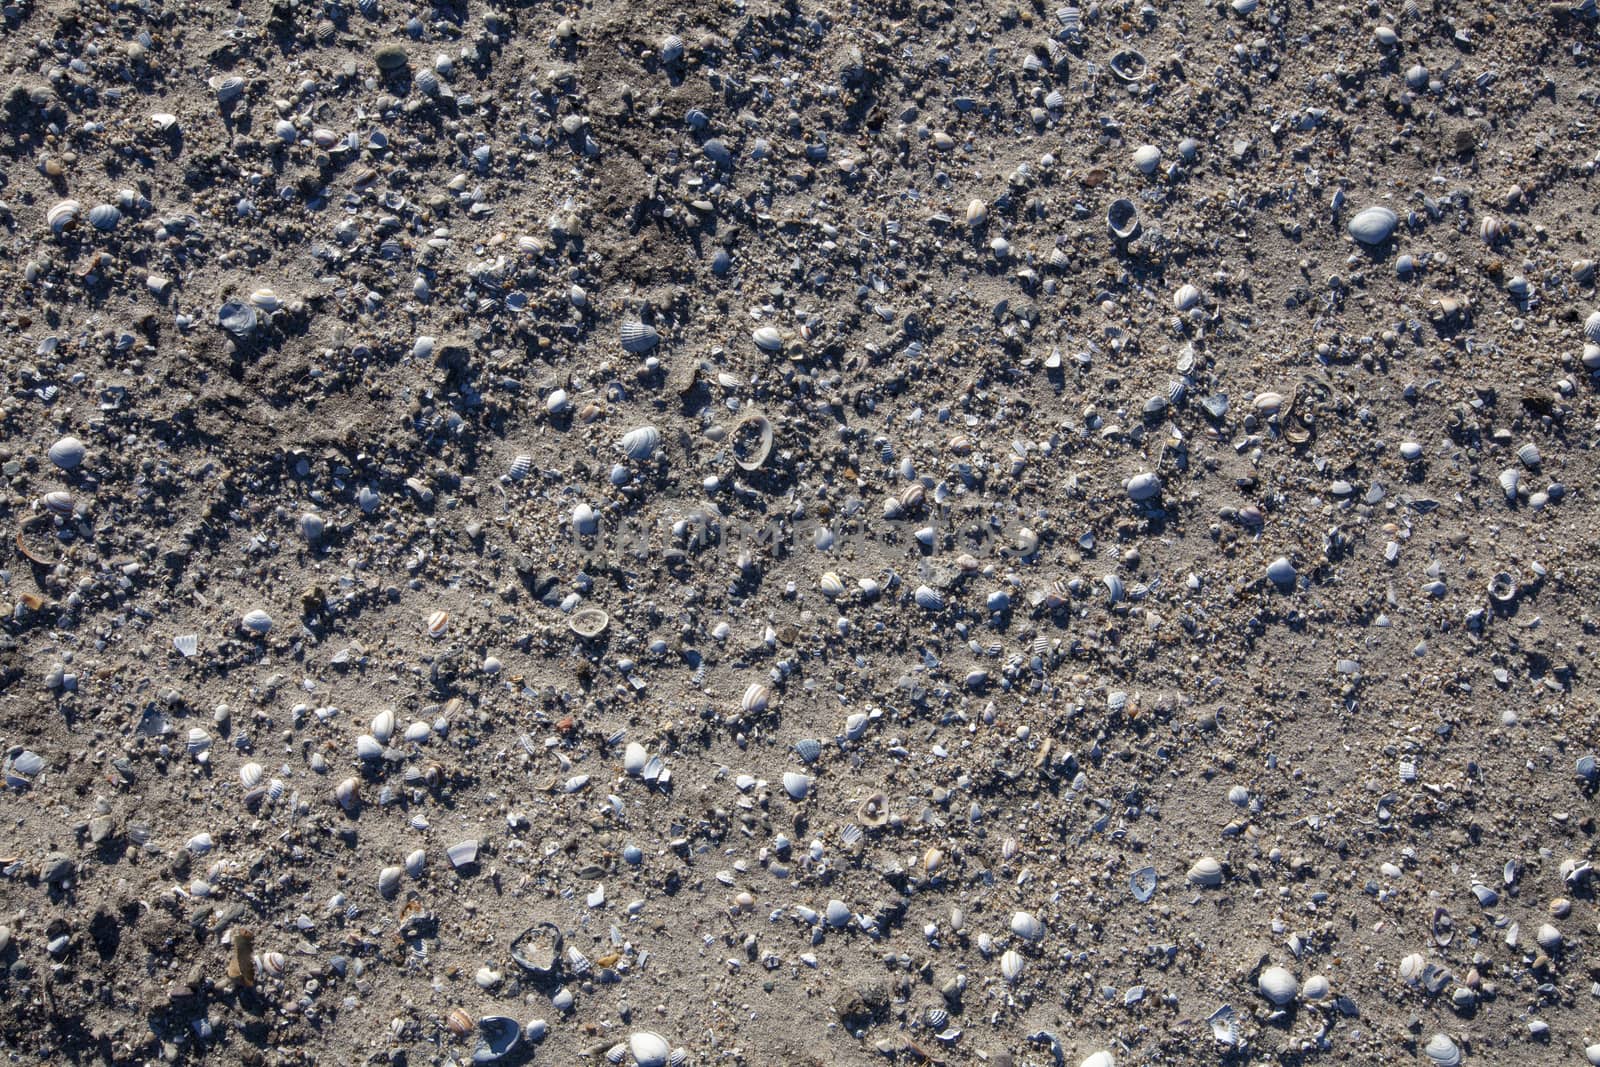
[1000, 949, 1024, 982]
[619, 321, 660, 353]
[87, 204, 123, 231]
[913, 585, 944, 612]
[620, 425, 662, 461]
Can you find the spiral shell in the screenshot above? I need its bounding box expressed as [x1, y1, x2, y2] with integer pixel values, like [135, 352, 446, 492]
[47, 200, 82, 235]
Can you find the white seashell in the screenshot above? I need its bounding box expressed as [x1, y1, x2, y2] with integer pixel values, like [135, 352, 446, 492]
[1265, 557, 1296, 586]
[1499, 468, 1520, 500]
[404, 721, 432, 743]
[793, 738, 822, 763]
[47, 200, 82, 235]
[334, 777, 359, 811]
[658, 34, 685, 63]
[1010, 911, 1044, 942]
[1125, 471, 1161, 502]
[426, 610, 449, 637]
[913, 585, 944, 611]
[569, 607, 610, 638]
[150, 112, 178, 132]
[1173, 283, 1201, 311]
[1080, 1055, 1114, 1067]
[818, 572, 845, 598]
[1253, 391, 1285, 414]
[1348, 205, 1399, 245]
[1535, 923, 1562, 952]
[371, 709, 396, 743]
[38, 490, 74, 516]
[87, 204, 123, 231]
[239, 763, 264, 789]
[844, 712, 869, 740]
[620, 425, 662, 460]
[1132, 144, 1161, 174]
[1398, 952, 1426, 983]
[624, 742, 649, 776]
[48, 436, 87, 470]
[741, 683, 771, 714]
[1302, 974, 1330, 1001]
[378, 865, 402, 898]
[619, 320, 660, 353]
[1187, 856, 1224, 886]
[781, 772, 812, 800]
[356, 735, 383, 760]
[752, 326, 784, 351]
[173, 634, 199, 658]
[1000, 949, 1024, 982]
[258, 950, 287, 977]
[629, 1032, 671, 1067]
[404, 849, 426, 877]
[825, 899, 851, 927]
[1258, 965, 1298, 1006]
[1422, 1033, 1461, 1067]
[248, 287, 284, 312]
[571, 502, 600, 535]
[447, 839, 479, 868]
[966, 198, 988, 227]
[1516, 442, 1540, 468]
[1585, 310, 1600, 345]
[240, 609, 273, 636]
[186, 832, 214, 854]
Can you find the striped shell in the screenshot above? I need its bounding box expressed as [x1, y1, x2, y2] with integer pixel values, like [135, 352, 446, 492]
[249, 288, 284, 311]
[1187, 856, 1224, 886]
[334, 777, 359, 811]
[38, 490, 74, 516]
[258, 951, 287, 977]
[620, 425, 662, 460]
[741, 683, 771, 713]
[794, 738, 822, 763]
[87, 204, 122, 231]
[426, 610, 449, 637]
[507, 454, 533, 480]
[913, 585, 944, 611]
[1173, 283, 1201, 311]
[659, 35, 684, 63]
[1585, 310, 1600, 345]
[405, 848, 426, 876]
[213, 76, 246, 105]
[371, 709, 396, 743]
[47, 200, 81, 235]
[619, 320, 660, 353]
[239, 762, 264, 789]
[1000, 949, 1024, 982]
[173, 634, 199, 658]
[818, 572, 845, 598]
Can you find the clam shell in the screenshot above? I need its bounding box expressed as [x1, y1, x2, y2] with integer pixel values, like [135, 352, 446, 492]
[1535, 923, 1562, 952]
[731, 414, 774, 471]
[217, 300, 258, 336]
[371, 709, 396, 743]
[1000, 949, 1024, 982]
[793, 738, 822, 763]
[87, 204, 122, 231]
[378, 865, 402, 898]
[1187, 856, 1224, 886]
[620, 425, 662, 460]
[38, 489, 74, 515]
[426, 610, 449, 637]
[1125, 471, 1161, 502]
[1422, 1033, 1461, 1067]
[1302, 974, 1330, 1001]
[825, 899, 851, 927]
[569, 607, 610, 638]
[659, 34, 684, 63]
[510, 922, 563, 976]
[857, 792, 889, 826]
[624, 742, 648, 775]
[1106, 198, 1140, 239]
[150, 112, 178, 132]
[474, 1016, 522, 1064]
[1130, 866, 1158, 902]
[752, 325, 784, 351]
[240, 609, 273, 635]
[1108, 48, 1146, 82]
[1009, 911, 1044, 941]
[1348, 205, 1398, 245]
[174, 634, 199, 658]
[249, 287, 284, 312]
[741, 683, 771, 714]
[781, 772, 812, 800]
[239, 762, 264, 790]
[356, 734, 383, 760]
[619, 320, 660, 353]
[1080, 1054, 1115, 1067]
[818, 572, 845, 598]
[213, 75, 245, 105]
[48, 436, 87, 470]
[1132, 144, 1161, 174]
[913, 585, 944, 612]
[628, 1032, 671, 1067]
[404, 849, 426, 876]
[1173, 283, 1202, 311]
[1516, 442, 1540, 468]
[1498, 468, 1520, 500]
[47, 199, 81, 234]
[1258, 965, 1298, 1005]
[334, 777, 359, 811]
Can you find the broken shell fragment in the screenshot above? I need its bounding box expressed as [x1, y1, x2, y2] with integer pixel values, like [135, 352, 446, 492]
[731, 414, 774, 471]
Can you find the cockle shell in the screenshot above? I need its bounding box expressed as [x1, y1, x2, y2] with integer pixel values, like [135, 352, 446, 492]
[619, 321, 659, 353]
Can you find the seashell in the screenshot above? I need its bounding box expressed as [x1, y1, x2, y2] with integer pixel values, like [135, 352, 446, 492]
[1173, 283, 1201, 311]
[87, 204, 122, 231]
[1498, 468, 1520, 501]
[1535, 923, 1562, 952]
[48, 436, 87, 470]
[378, 865, 402, 898]
[256, 950, 287, 978]
[1398, 951, 1426, 983]
[793, 738, 822, 763]
[659, 34, 685, 64]
[511, 922, 563, 976]
[623, 742, 650, 776]
[572, 502, 600, 535]
[186, 832, 214, 854]
[1000, 949, 1024, 982]
[1132, 144, 1161, 174]
[569, 607, 610, 638]
[781, 772, 812, 800]
[731, 414, 774, 471]
[38, 490, 74, 516]
[447, 839, 479, 869]
[1108, 48, 1146, 82]
[628, 1031, 671, 1067]
[619, 321, 660, 353]
[752, 325, 784, 351]
[1010, 911, 1044, 942]
[1187, 856, 1224, 887]
[668, 1049, 688, 1067]
[1422, 1033, 1461, 1067]
[1106, 198, 1141, 239]
[1125, 471, 1161, 502]
[473, 1017, 521, 1064]
[213, 75, 245, 105]
[47, 200, 82, 235]
[150, 112, 178, 132]
[239, 763, 263, 790]
[741, 683, 771, 714]
[217, 300, 258, 336]
[1348, 206, 1398, 245]
[426, 610, 449, 637]
[620, 425, 662, 461]
[414, 68, 441, 97]
[248, 288, 284, 312]
[174, 634, 199, 658]
[185, 728, 212, 759]
[1302, 974, 1330, 1001]
[825, 899, 851, 927]
[334, 777, 359, 811]
[1130, 865, 1158, 902]
[1265, 557, 1296, 586]
[607, 1044, 629, 1065]
[1487, 572, 1518, 604]
[443, 1008, 475, 1035]
[1080, 1054, 1114, 1067]
[370, 709, 396, 744]
[1258, 966, 1298, 1006]
[1584, 310, 1600, 345]
[857, 792, 889, 826]
[913, 585, 944, 611]
[1516, 442, 1540, 468]
[356, 734, 383, 761]
[818, 572, 845, 598]
[965, 198, 988, 227]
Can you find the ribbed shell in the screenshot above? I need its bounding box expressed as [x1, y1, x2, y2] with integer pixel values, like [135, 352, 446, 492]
[620, 425, 662, 460]
[913, 585, 944, 611]
[619, 320, 660, 353]
[87, 204, 122, 231]
[240, 609, 273, 635]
